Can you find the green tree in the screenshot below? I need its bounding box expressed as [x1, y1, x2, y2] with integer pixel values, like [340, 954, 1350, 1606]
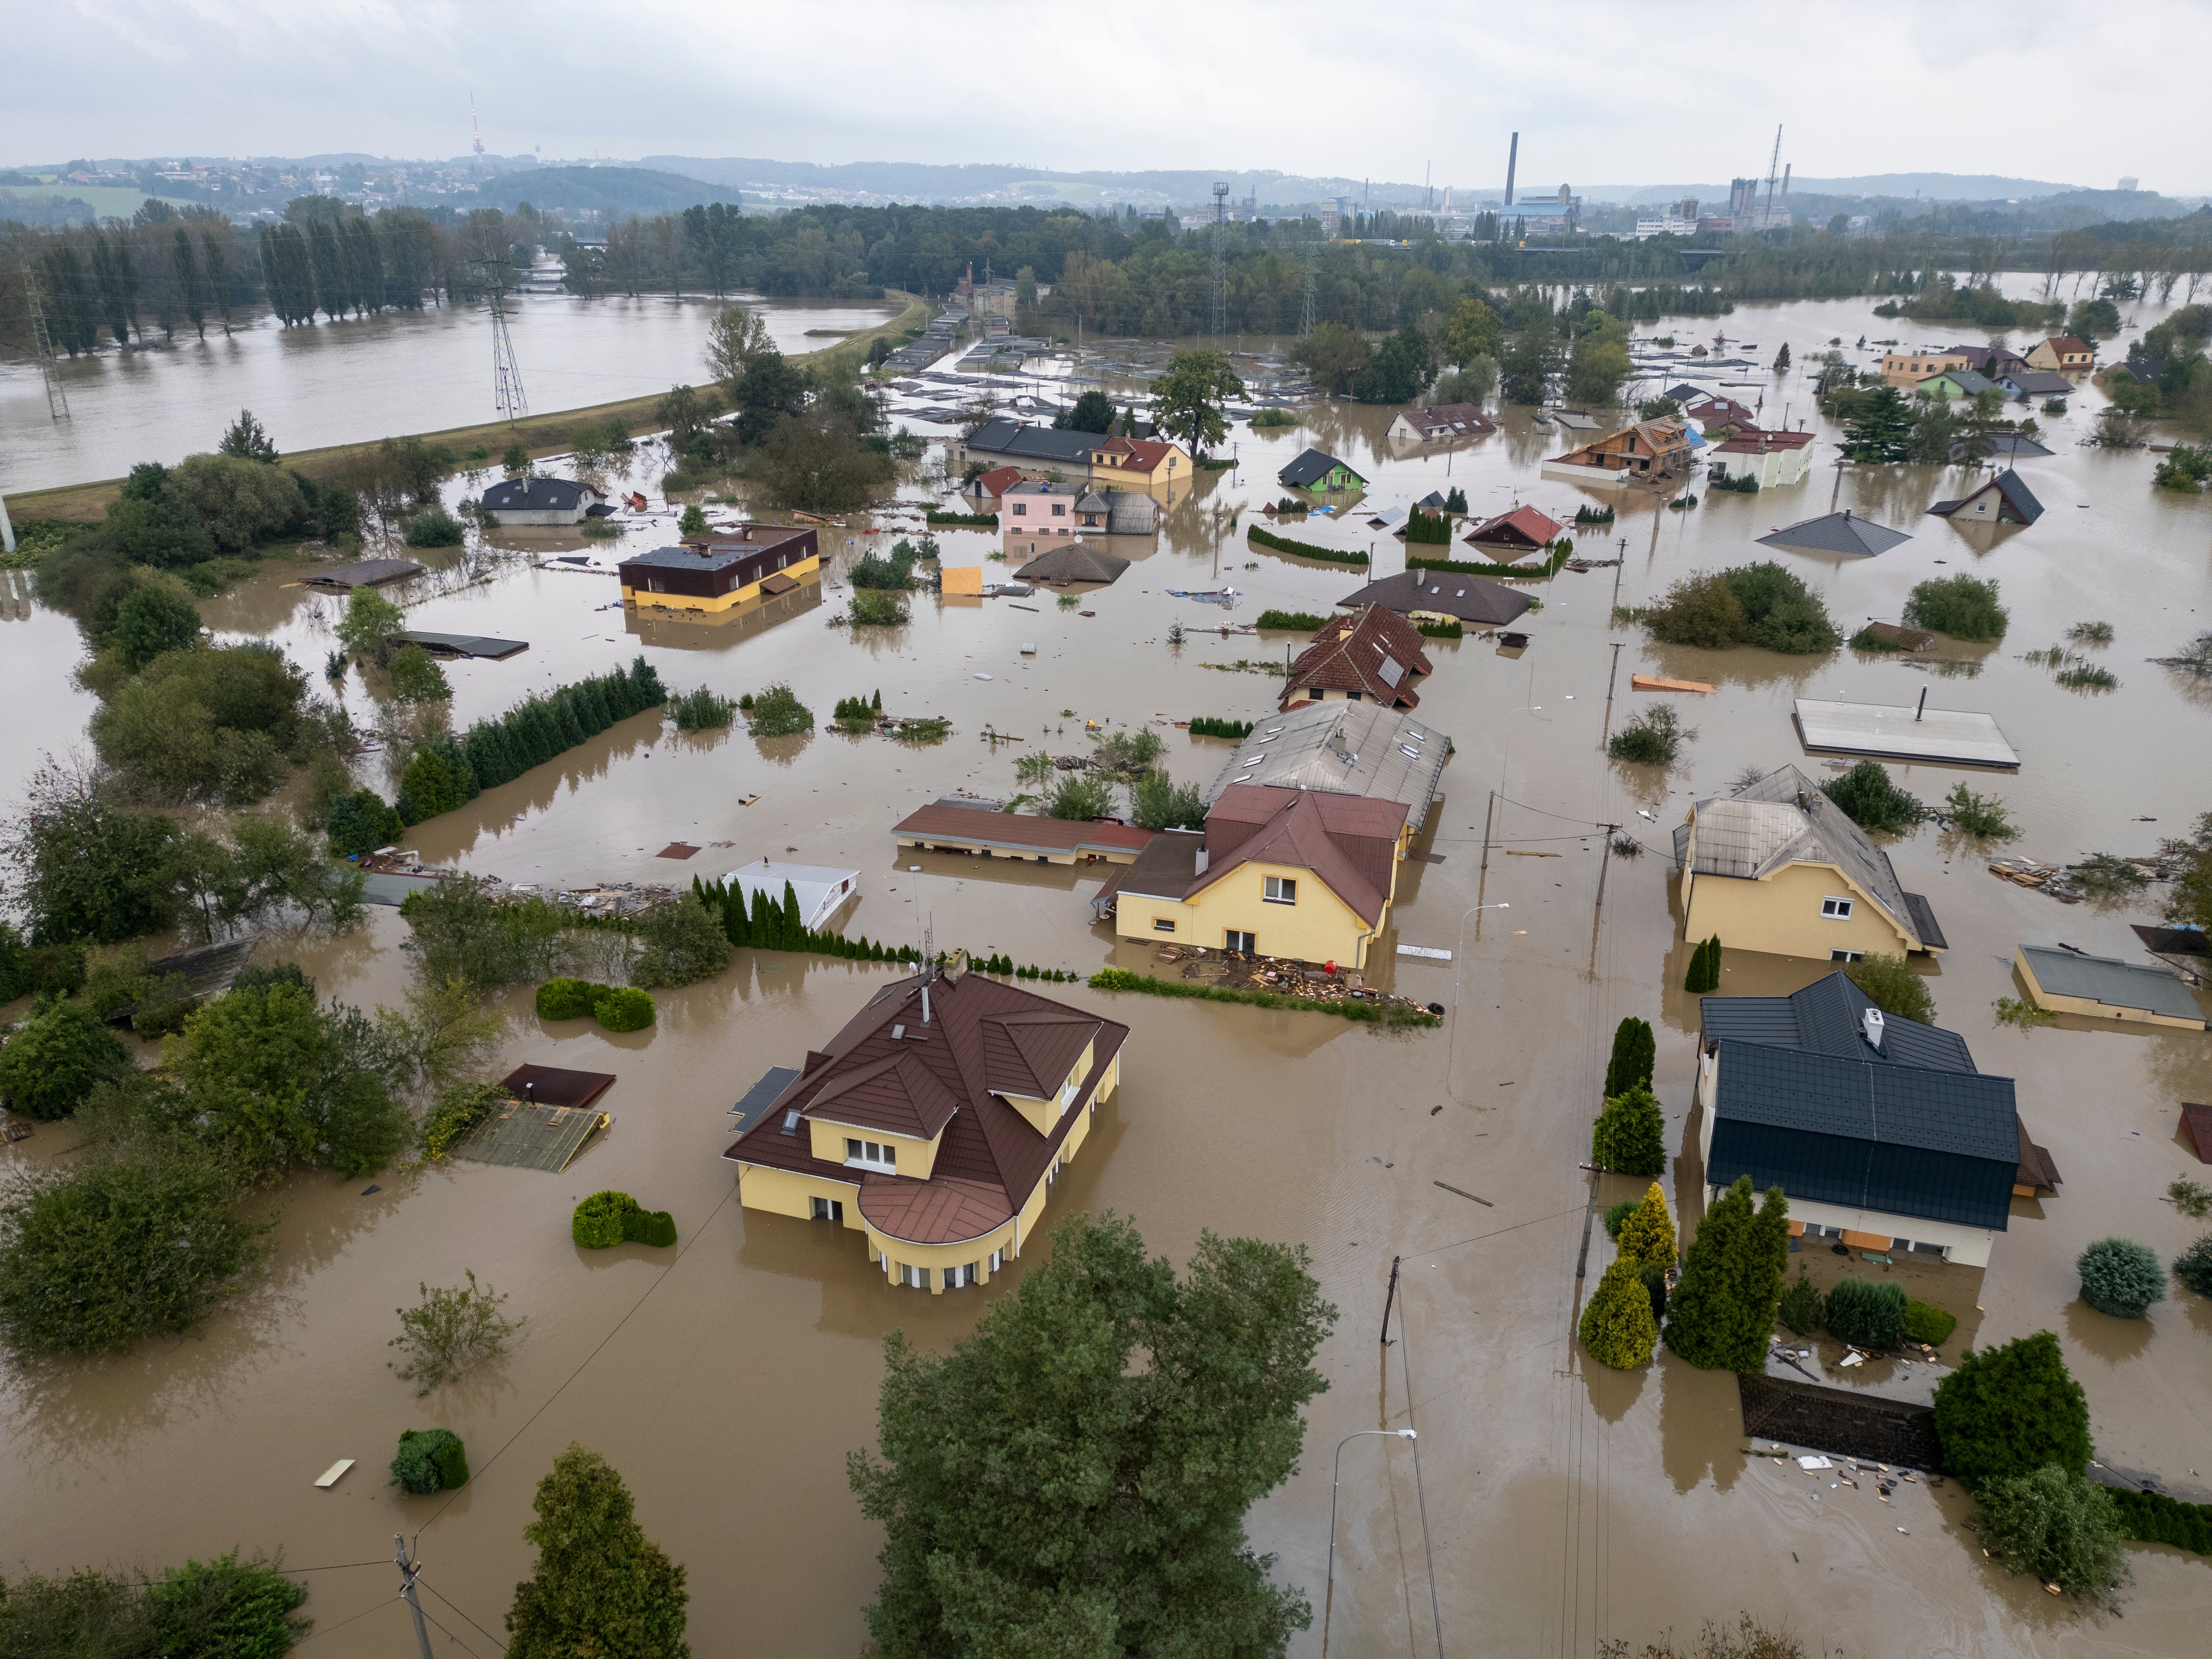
[1842, 953, 1936, 1024]
[1150, 348, 1245, 459]
[1293, 322, 1370, 396]
[1353, 326, 1436, 404]
[1931, 1330, 2091, 1488]
[2, 760, 181, 945]
[166, 453, 304, 551]
[1615, 1182, 1677, 1267]
[109, 583, 202, 670]
[0, 1562, 151, 1651]
[1604, 1016, 1656, 1097]
[703, 303, 774, 393]
[386, 645, 451, 705]
[1592, 1084, 1666, 1176]
[1581, 1255, 1660, 1369]
[1046, 772, 1119, 821]
[1055, 389, 1118, 433]
[2165, 811, 2212, 932]
[1499, 311, 1562, 405]
[335, 586, 406, 664]
[1970, 1466, 2128, 1599]
[1821, 763, 1927, 835]
[848, 1213, 1333, 1659]
[506, 1444, 690, 1659]
[1665, 1176, 1787, 1372]
[630, 894, 736, 989]
[678, 503, 709, 537]
[1904, 575, 2008, 641]
[218, 408, 279, 462]
[2067, 297, 2121, 341]
[731, 351, 810, 445]
[0, 999, 131, 1121]
[1839, 386, 1914, 462]
[1130, 767, 1206, 831]
[1683, 934, 1722, 994]
[1824, 1278, 1907, 1348]
[1440, 295, 1504, 369]
[2077, 1237, 2165, 1318]
[143, 1550, 312, 1657]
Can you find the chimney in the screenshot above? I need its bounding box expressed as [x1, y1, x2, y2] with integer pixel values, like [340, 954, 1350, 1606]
[1861, 1007, 1886, 1050]
[1194, 847, 1210, 875]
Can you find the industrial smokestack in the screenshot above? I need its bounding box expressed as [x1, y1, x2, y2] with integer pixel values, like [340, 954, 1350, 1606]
[1504, 132, 1519, 207]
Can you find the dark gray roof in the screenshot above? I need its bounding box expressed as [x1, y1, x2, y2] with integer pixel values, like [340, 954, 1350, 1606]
[1999, 370, 2073, 396]
[1278, 447, 1364, 488]
[1013, 544, 1130, 584]
[1701, 971, 1974, 1073]
[1709, 1039, 2018, 1231]
[1928, 469, 2044, 524]
[306, 557, 424, 588]
[730, 1065, 803, 1131]
[2021, 946, 2206, 1022]
[1953, 433, 2054, 461]
[964, 419, 1099, 465]
[482, 477, 596, 510]
[398, 630, 529, 660]
[1336, 568, 1531, 627]
[1756, 510, 1912, 557]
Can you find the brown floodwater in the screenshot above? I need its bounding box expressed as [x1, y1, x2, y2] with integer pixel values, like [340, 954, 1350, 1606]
[4, 289, 2212, 1657]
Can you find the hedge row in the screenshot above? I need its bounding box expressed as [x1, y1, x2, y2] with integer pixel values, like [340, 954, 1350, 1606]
[926, 510, 997, 527]
[1415, 619, 1463, 640]
[1255, 610, 1328, 631]
[572, 1189, 676, 1249]
[1189, 716, 1255, 738]
[1409, 545, 1570, 581]
[1246, 526, 1368, 567]
[2108, 1488, 2212, 1555]
[1087, 967, 1438, 1028]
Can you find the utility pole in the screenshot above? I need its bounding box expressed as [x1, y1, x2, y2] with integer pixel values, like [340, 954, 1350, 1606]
[1380, 1254, 1402, 1345]
[1478, 789, 1496, 876]
[1210, 183, 1230, 339]
[21, 261, 70, 421]
[1597, 641, 1624, 752]
[395, 1534, 434, 1659]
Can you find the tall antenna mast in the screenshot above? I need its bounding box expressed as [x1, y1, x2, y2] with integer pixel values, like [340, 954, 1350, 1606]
[470, 91, 486, 156]
[20, 261, 69, 421]
[1210, 182, 1230, 338]
[473, 257, 527, 425]
[1299, 231, 1318, 338]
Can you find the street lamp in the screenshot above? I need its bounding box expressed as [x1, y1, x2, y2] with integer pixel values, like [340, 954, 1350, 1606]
[1323, 1429, 1420, 1659]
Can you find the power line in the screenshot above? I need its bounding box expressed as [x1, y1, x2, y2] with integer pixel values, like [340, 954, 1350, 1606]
[419, 1576, 510, 1653]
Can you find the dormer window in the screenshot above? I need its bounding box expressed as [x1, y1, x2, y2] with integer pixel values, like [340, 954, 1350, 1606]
[845, 1138, 898, 1172]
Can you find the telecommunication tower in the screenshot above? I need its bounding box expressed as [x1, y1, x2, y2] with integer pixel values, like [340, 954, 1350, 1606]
[1209, 182, 1231, 338]
[471, 92, 487, 156]
[20, 261, 69, 421]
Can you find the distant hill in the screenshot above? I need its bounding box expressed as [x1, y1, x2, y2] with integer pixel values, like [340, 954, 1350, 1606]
[1580, 173, 2091, 205]
[464, 165, 742, 213]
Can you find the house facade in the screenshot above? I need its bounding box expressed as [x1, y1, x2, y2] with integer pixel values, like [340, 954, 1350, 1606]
[1708, 430, 1815, 488]
[2025, 336, 2095, 373]
[1278, 447, 1368, 493]
[1541, 417, 1693, 484]
[892, 800, 1154, 866]
[1280, 604, 1433, 712]
[618, 526, 821, 614]
[1001, 479, 1083, 546]
[1674, 764, 1947, 960]
[723, 963, 1128, 1293]
[482, 477, 605, 526]
[958, 421, 1192, 493]
[1105, 784, 1412, 969]
[1926, 469, 2044, 526]
[1692, 973, 2022, 1267]
[1879, 348, 1976, 388]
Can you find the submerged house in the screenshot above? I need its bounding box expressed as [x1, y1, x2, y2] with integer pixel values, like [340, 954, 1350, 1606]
[1387, 403, 1497, 443]
[1674, 765, 1947, 961]
[1463, 504, 1564, 555]
[1927, 469, 2044, 527]
[1541, 417, 1694, 484]
[1334, 568, 1532, 628]
[2014, 945, 2208, 1030]
[1280, 604, 1432, 712]
[1278, 448, 1368, 493]
[723, 962, 1128, 1292]
[2024, 335, 2095, 373]
[482, 477, 605, 526]
[1694, 972, 2026, 1267]
[617, 526, 821, 613]
[1707, 429, 1815, 489]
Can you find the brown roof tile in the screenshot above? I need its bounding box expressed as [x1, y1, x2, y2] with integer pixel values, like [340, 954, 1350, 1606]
[1282, 605, 1431, 708]
[1185, 785, 1407, 926]
[892, 804, 1155, 856]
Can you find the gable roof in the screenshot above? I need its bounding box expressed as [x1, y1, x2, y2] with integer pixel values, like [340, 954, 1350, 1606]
[1466, 504, 1563, 546]
[482, 477, 597, 511]
[1700, 971, 1975, 1073]
[1278, 447, 1364, 488]
[1713, 430, 1815, 455]
[1998, 370, 2072, 396]
[1680, 764, 1936, 949]
[1283, 604, 1432, 707]
[1396, 403, 1496, 437]
[1204, 701, 1450, 816]
[1927, 468, 2044, 524]
[965, 419, 1100, 465]
[1097, 436, 1181, 472]
[1954, 432, 2055, 460]
[1184, 785, 1408, 926]
[1336, 568, 1531, 626]
[966, 464, 1024, 498]
[1922, 369, 1997, 397]
[2042, 335, 2092, 357]
[1755, 510, 1912, 557]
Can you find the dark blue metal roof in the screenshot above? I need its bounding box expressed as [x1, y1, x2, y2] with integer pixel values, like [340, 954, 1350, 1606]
[1701, 972, 1975, 1073]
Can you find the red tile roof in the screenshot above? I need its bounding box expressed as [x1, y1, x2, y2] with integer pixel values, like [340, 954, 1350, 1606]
[892, 804, 1155, 857]
[1097, 436, 1180, 473]
[1186, 785, 1408, 926]
[724, 970, 1129, 1246]
[1282, 604, 1432, 709]
[1713, 430, 1815, 454]
[970, 464, 1024, 499]
[1466, 505, 1563, 548]
[1398, 403, 1497, 437]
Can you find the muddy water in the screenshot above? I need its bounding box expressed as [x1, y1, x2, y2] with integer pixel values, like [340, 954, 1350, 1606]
[5, 289, 2212, 1657]
[0, 292, 896, 492]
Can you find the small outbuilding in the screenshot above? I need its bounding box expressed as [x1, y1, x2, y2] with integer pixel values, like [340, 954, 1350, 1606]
[2014, 945, 2208, 1030]
[306, 557, 425, 590]
[1013, 543, 1131, 585]
[1463, 505, 1564, 555]
[1756, 510, 1912, 557]
[1927, 469, 2044, 526]
[1335, 568, 1531, 628]
[482, 477, 605, 526]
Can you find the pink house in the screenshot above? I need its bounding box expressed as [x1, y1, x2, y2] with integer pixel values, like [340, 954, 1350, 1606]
[1001, 479, 1084, 554]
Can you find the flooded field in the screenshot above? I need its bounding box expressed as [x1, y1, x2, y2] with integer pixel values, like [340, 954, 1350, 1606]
[3, 287, 2211, 1657]
[0, 290, 898, 492]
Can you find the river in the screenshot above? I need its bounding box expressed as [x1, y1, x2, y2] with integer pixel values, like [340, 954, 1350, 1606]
[2, 285, 2210, 1657]
[0, 291, 897, 493]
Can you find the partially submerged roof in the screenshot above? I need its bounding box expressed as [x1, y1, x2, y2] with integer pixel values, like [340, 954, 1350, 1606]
[1681, 765, 1939, 950]
[398, 630, 529, 660]
[1701, 971, 1974, 1073]
[1793, 698, 2021, 769]
[1927, 469, 2045, 525]
[1466, 504, 1564, 547]
[965, 419, 1101, 465]
[893, 804, 1155, 859]
[1014, 543, 1131, 584]
[1283, 605, 1433, 708]
[1278, 447, 1364, 488]
[2019, 946, 2207, 1024]
[1336, 568, 1531, 627]
[1397, 403, 1496, 438]
[1756, 510, 1912, 557]
[1954, 433, 2055, 461]
[1204, 701, 1449, 820]
[482, 477, 599, 511]
[307, 557, 424, 589]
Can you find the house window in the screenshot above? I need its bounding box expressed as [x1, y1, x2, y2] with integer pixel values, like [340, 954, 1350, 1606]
[810, 1195, 844, 1222]
[944, 1262, 973, 1288]
[1051, 504, 1066, 517]
[1821, 897, 1854, 920]
[899, 1262, 930, 1290]
[1226, 929, 1256, 954]
[1265, 877, 1297, 905]
[989, 1248, 1005, 1273]
[845, 1138, 898, 1172]
[1153, 918, 1176, 933]
[1012, 504, 1028, 517]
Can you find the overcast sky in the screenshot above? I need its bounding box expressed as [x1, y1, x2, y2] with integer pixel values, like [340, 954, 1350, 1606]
[9, 0, 2204, 193]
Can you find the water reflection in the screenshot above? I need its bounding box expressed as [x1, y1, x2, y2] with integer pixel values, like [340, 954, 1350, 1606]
[2063, 1296, 2159, 1365]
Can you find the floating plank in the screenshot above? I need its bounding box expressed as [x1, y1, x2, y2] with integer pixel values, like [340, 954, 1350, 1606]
[1506, 849, 1562, 857]
[1397, 945, 1453, 961]
[1632, 673, 1716, 694]
[315, 1459, 356, 1488]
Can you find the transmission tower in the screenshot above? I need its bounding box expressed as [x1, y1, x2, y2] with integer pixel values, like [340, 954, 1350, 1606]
[473, 259, 528, 424]
[20, 261, 69, 421]
[1299, 236, 1318, 338]
[1209, 182, 1230, 338]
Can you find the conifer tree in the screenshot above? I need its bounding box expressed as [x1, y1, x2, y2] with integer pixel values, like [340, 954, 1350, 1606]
[506, 1443, 689, 1659]
[1603, 1016, 1656, 1097]
[782, 881, 803, 944]
[1614, 1182, 1677, 1268]
[1591, 1084, 1666, 1177]
[1579, 1256, 1660, 1369]
[1665, 1175, 1777, 1371]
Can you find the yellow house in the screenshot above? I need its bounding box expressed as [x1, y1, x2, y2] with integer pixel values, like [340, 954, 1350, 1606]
[1879, 348, 1975, 388]
[1675, 765, 1946, 961]
[618, 524, 820, 614]
[2015, 945, 2207, 1029]
[722, 961, 1128, 1292]
[1105, 784, 1413, 969]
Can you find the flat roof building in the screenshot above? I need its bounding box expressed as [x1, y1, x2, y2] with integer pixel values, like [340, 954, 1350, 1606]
[618, 525, 820, 614]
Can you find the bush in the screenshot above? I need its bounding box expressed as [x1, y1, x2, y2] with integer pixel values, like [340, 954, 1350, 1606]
[1608, 705, 1692, 764]
[0, 999, 131, 1120]
[420, 1081, 509, 1161]
[1579, 1256, 1659, 1369]
[1970, 1465, 2129, 1599]
[849, 589, 910, 626]
[2077, 1237, 2165, 1318]
[1255, 609, 1328, 630]
[537, 977, 607, 1020]
[1842, 953, 1936, 1024]
[389, 1271, 522, 1395]
[453, 657, 666, 791]
[595, 987, 655, 1032]
[2175, 1234, 2212, 1296]
[1824, 1278, 1907, 1349]
[386, 645, 452, 705]
[669, 686, 737, 731]
[326, 787, 404, 857]
[1640, 562, 1838, 654]
[398, 744, 470, 820]
[1245, 524, 1368, 566]
[1591, 1084, 1665, 1176]
[1604, 1198, 1639, 1240]
[1905, 574, 2008, 641]
[1942, 782, 2017, 839]
[574, 1190, 640, 1249]
[1615, 1182, 1677, 1267]
[1130, 768, 1206, 832]
[630, 895, 734, 989]
[391, 1426, 470, 1494]
[1821, 760, 1927, 833]
[0, 927, 87, 1002]
[1903, 1299, 1958, 1347]
[1931, 1331, 2091, 1488]
[2109, 1487, 2212, 1555]
[746, 682, 813, 736]
[110, 582, 204, 670]
[141, 1548, 312, 1657]
[1778, 1267, 1824, 1335]
[625, 1208, 678, 1248]
[404, 507, 466, 548]
[1046, 773, 1119, 821]
[1188, 716, 1255, 740]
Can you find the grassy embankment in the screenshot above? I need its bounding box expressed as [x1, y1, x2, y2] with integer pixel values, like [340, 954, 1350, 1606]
[9, 289, 930, 524]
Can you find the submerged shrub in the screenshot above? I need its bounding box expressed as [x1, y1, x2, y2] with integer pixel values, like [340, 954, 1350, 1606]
[391, 1426, 470, 1494]
[1904, 574, 2008, 641]
[1607, 704, 1692, 764]
[1579, 1256, 1659, 1369]
[595, 987, 656, 1032]
[1969, 1465, 2128, 1599]
[1902, 1298, 1958, 1346]
[1824, 1278, 1907, 1349]
[1820, 760, 1927, 833]
[2077, 1237, 2165, 1318]
[536, 977, 607, 1020]
[1931, 1330, 2090, 1488]
[746, 682, 813, 736]
[574, 1190, 640, 1249]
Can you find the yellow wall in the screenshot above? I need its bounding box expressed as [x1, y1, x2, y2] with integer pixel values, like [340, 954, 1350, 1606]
[622, 552, 821, 613]
[2016, 949, 2208, 1029]
[1000, 1037, 1096, 1135]
[1116, 857, 1388, 968]
[941, 565, 984, 595]
[734, 1162, 864, 1228]
[1681, 859, 1915, 958]
[807, 1116, 943, 1180]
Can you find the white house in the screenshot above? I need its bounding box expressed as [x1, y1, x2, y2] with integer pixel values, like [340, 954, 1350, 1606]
[482, 477, 606, 526]
[1707, 430, 1815, 489]
[714, 860, 861, 934]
